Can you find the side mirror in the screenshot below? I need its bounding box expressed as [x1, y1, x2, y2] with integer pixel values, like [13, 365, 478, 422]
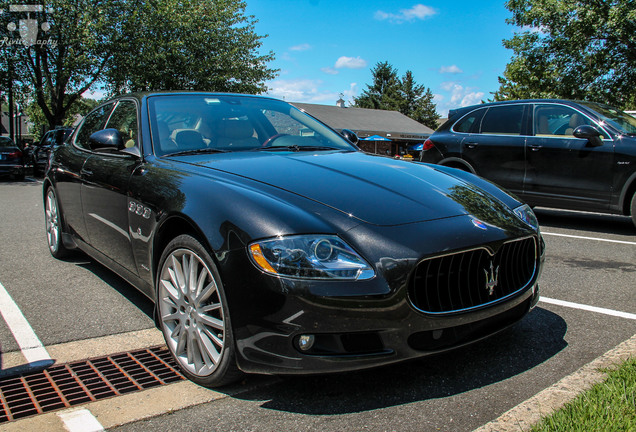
[88, 129, 124, 151]
[573, 125, 603, 147]
[340, 129, 359, 145]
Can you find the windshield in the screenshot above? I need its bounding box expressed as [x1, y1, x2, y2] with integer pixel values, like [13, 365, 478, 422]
[579, 101, 636, 135]
[148, 94, 357, 156]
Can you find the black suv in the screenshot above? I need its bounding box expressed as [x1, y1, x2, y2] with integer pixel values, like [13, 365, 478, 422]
[421, 99, 636, 225]
[32, 127, 73, 176]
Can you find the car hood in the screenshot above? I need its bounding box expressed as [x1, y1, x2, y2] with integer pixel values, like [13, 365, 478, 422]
[180, 151, 514, 226]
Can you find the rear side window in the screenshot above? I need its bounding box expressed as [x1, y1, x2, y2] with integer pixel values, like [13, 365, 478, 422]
[479, 105, 524, 135]
[453, 108, 486, 133]
[75, 102, 115, 149]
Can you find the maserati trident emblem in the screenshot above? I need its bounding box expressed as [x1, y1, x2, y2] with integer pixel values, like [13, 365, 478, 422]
[484, 261, 499, 296]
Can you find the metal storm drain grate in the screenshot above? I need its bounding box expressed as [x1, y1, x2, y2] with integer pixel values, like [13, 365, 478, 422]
[0, 346, 184, 423]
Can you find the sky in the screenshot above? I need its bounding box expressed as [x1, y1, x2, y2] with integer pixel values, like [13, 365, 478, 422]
[245, 1, 519, 116]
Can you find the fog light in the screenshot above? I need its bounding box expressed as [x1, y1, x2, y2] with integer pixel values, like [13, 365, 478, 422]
[298, 334, 315, 351]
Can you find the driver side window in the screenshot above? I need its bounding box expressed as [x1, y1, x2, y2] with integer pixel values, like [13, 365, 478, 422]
[106, 100, 139, 149]
[75, 103, 115, 150]
[533, 105, 600, 137]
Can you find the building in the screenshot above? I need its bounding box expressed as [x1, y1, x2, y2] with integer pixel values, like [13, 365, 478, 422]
[1, 107, 33, 147]
[292, 100, 434, 157]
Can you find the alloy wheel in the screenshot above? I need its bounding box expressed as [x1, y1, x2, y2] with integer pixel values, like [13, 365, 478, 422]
[158, 248, 226, 377]
[45, 189, 60, 254]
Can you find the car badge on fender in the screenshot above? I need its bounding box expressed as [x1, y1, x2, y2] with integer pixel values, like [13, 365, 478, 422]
[484, 261, 499, 296]
[472, 218, 488, 230]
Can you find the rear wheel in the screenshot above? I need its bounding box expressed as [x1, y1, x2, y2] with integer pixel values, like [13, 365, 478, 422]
[45, 187, 69, 259]
[156, 234, 242, 387]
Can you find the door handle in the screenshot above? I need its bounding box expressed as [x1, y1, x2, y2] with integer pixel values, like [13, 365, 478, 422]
[465, 142, 478, 149]
[529, 145, 542, 152]
[81, 168, 93, 176]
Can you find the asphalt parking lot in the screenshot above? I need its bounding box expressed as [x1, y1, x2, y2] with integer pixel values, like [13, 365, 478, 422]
[0, 177, 634, 432]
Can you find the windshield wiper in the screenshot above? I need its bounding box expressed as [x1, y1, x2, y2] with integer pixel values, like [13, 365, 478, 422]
[252, 145, 341, 152]
[165, 148, 229, 156]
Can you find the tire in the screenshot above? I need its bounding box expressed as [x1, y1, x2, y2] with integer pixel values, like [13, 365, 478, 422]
[630, 193, 636, 228]
[45, 187, 70, 259]
[156, 234, 242, 387]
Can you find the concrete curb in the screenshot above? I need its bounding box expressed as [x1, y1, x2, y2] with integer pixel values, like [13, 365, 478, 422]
[473, 333, 636, 432]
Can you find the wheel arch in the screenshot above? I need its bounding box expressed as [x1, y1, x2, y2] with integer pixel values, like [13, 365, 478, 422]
[152, 214, 210, 284]
[438, 157, 476, 174]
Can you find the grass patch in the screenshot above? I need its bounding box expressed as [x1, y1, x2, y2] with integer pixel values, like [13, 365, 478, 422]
[530, 357, 636, 432]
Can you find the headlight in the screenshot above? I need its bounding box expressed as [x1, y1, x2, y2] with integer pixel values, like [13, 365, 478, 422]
[513, 204, 539, 231]
[248, 235, 375, 280]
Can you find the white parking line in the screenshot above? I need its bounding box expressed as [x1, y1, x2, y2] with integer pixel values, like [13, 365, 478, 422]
[541, 231, 636, 246]
[57, 409, 104, 432]
[540, 297, 636, 320]
[0, 281, 51, 364]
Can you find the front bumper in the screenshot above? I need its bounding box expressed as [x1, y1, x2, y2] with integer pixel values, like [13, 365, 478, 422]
[221, 216, 544, 375]
[231, 282, 539, 375]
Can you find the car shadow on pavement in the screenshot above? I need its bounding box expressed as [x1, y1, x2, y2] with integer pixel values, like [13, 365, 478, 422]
[535, 208, 635, 236]
[73, 259, 156, 320]
[231, 307, 567, 415]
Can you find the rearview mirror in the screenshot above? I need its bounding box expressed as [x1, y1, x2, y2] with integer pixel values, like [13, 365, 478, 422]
[573, 125, 603, 147]
[88, 129, 124, 151]
[340, 129, 359, 145]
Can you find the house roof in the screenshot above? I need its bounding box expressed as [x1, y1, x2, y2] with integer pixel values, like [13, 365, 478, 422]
[291, 103, 434, 142]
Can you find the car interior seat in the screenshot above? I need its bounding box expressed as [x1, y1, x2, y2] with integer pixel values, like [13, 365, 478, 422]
[564, 114, 585, 135]
[216, 119, 260, 149]
[157, 121, 177, 153]
[173, 130, 206, 151]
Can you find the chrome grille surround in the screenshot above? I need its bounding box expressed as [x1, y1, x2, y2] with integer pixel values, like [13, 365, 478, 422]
[408, 236, 538, 315]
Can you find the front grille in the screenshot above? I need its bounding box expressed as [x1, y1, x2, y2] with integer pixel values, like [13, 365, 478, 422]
[409, 236, 537, 314]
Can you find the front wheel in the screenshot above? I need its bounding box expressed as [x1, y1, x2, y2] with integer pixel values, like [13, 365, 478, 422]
[45, 187, 70, 259]
[630, 193, 636, 228]
[156, 234, 242, 387]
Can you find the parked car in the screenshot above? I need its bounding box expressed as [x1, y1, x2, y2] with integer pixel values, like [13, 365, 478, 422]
[0, 136, 25, 180]
[44, 92, 544, 387]
[420, 99, 636, 225]
[32, 127, 73, 176]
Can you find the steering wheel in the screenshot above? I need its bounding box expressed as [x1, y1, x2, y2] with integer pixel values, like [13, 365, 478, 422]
[262, 133, 288, 147]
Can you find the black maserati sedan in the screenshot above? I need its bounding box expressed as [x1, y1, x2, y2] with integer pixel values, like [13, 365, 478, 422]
[43, 92, 544, 387]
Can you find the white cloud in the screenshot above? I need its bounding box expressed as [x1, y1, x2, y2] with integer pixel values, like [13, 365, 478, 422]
[439, 65, 463, 74]
[289, 43, 311, 51]
[437, 82, 485, 116]
[335, 56, 367, 69]
[266, 80, 358, 104]
[321, 67, 339, 75]
[375, 4, 437, 23]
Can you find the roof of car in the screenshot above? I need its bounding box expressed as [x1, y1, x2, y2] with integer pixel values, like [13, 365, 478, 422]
[447, 99, 600, 120]
[106, 91, 278, 103]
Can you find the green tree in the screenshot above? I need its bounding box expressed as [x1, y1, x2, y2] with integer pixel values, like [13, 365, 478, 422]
[494, 0, 636, 109]
[107, 0, 277, 93]
[354, 62, 439, 129]
[1, 1, 123, 129]
[0, 0, 277, 130]
[400, 71, 440, 130]
[353, 61, 403, 111]
[26, 97, 99, 141]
